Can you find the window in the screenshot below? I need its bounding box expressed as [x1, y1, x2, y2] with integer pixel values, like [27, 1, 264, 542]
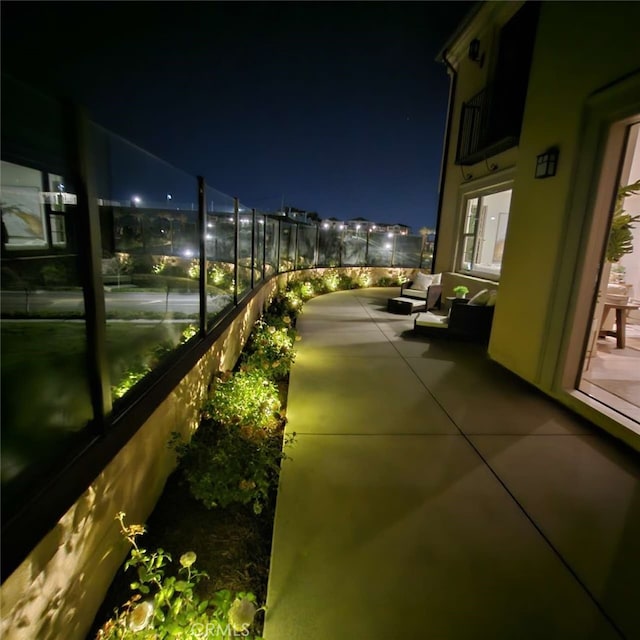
[459, 188, 512, 278]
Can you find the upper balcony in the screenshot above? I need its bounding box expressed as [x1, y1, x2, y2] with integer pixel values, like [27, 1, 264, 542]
[454, 2, 540, 166]
[455, 84, 521, 166]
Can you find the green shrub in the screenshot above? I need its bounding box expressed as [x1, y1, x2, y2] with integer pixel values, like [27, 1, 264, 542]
[203, 370, 282, 432]
[174, 424, 295, 515]
[265, 291, 302, 321]
[338, 273, 356, 289]
[241, 319, 296, 381]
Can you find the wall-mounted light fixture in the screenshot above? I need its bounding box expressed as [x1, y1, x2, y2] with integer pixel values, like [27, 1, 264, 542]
[468, 38, 484, 67]
[535, 147, 559, 179]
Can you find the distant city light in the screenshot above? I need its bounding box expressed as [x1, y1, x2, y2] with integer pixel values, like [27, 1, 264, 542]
[322, 223, 330, 229]
[182, 248, 194, 257]
[132, 195, 142, 206]
[385, 243, 392, 250]
[206, 234, 213, 240]
[167, 193, 172, 200]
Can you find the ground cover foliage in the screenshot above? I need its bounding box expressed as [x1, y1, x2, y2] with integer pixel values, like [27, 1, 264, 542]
[89, 271, 405, 638]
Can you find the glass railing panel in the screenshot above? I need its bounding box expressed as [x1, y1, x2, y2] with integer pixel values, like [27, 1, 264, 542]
[318, 226, 342, 266]
[279, 220, 296, 272]
[253, 212, 265, 285]
[264, 217, 278, 277]
[367, 231, 395, 266]
[342, 228, 367, 266]
[296, 224, 317, 268]
[91, 125, 200, 403]
[1, 152, 93, 515]
[205, 187, 236, 329]
[237, 203, 253, 297]
[393, 234, 422, 267]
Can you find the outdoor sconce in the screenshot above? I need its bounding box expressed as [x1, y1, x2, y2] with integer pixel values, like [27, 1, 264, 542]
[535, 147, 559, 179]
[468, 38, 484, 67]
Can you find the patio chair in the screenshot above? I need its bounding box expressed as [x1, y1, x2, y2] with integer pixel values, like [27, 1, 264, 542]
[387, 273, 442, 314]
[413, 289, 496, 342]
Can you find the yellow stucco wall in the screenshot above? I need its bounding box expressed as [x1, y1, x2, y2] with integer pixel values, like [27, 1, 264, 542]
[0, 267, 412, 640]
[488, 2, 640, 382]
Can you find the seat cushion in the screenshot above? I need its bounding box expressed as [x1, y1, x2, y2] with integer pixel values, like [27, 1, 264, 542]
[412, 272, 433, 290]
[467, 289, 490, 306]
[403, 288, 428, 299]
[414, 312, 449, 328]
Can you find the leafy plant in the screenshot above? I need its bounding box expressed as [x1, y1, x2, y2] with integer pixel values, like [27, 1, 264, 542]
[241, 319, 297, 381]
[173, 424, 295, 514]
[112, 361, 152, 400]
[96, 513, 263, 639]
[607, 180, 640, 262]
[453, 285, 469, 297]
[322, 270, 340, 291]
[203, 370, 282, 432]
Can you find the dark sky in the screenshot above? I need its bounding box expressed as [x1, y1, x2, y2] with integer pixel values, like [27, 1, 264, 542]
[2, 1, 473, 231]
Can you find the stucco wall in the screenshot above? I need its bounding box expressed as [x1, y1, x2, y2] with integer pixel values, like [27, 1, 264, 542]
[488, 2, 640, 383]
[0, 267, 412, 640]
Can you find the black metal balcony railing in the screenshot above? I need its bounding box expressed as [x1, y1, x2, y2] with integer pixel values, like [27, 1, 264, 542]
[455, 85, 521, 166]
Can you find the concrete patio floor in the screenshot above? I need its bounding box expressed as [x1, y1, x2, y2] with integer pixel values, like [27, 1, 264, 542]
[264, 288, 640, 640]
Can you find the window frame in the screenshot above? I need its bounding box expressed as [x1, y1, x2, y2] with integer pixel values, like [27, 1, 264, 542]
[456, 179, 514, 280]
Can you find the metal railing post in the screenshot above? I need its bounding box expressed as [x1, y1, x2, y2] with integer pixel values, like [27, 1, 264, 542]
[198, 177, 206, 334]
[233, 197, 239, 305]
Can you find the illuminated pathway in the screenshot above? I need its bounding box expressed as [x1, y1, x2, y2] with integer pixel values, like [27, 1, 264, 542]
[264, 288, 640, 640]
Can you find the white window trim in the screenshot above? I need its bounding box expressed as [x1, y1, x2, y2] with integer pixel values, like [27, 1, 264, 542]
[455, 168, 515, 281]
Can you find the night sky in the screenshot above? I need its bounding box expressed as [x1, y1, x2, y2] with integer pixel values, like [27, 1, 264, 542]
[2, 1, 474, 231]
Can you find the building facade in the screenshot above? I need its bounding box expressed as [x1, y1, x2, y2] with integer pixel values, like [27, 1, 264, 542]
[434, 0, 640, 446]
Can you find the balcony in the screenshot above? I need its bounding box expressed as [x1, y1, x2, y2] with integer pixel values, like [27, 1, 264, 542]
[264, 287, 640, 638]
[455, 85, 521, 166]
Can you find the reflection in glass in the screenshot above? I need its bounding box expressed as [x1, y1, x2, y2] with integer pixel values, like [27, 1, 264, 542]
[237, 205, 253, 298]
[342, 229, 367, 266]
[367, 231, 394, 266]
[1, 206, 93, 510]
[205, 187, 236, 328]
[393, 235, 422, 267]
[253, 213, 265, 285]
[318, 227, 342, 266]
[297, 225, 317, 268]
[93, 126, 201, 401]
[264, 217, 278, 277]
[279, 221, 295, 271]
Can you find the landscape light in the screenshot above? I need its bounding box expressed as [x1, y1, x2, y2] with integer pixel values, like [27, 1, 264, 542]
[183, 248, 194, 257]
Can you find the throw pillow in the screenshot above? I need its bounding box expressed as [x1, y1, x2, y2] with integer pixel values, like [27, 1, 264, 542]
[486, 290, 498, 307]
[413, 272, 433, 291]
[467, 289, 490, 306]
[431, 272, 442, 285]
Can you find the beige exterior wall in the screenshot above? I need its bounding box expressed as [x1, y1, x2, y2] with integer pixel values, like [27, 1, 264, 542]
[490, 2, 640, 382]
[434, 1, 523, 277]
[435, 1, 640, 449]
[0, 267, 413, 640]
